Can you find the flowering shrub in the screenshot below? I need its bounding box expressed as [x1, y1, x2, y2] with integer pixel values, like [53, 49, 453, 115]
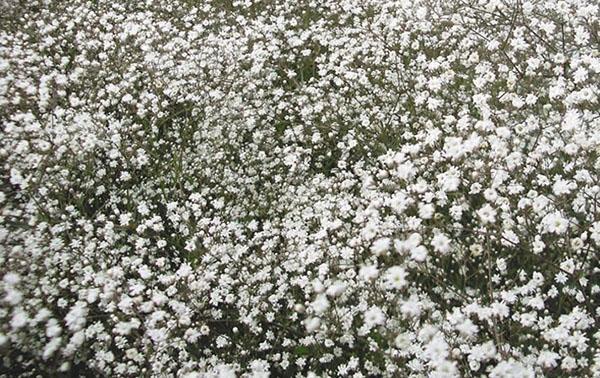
[1, 0, 599, 376]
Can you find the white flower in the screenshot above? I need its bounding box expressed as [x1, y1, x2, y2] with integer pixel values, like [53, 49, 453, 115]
[477, 204, 497, 224]
[311, 294, 330, 315]
[397, 233, 423, 253]
[423, 336, 449, 362]
[312, 279, 325, 294]
[359, 265, 379, 281]
[4, 288, 22, 305]
[537, 350, 560, 368]
[489, 360, 534, 378]
[176, 263, 193, 278]
[456, 319, 478, 338]
[400, 296, 422, 318]
[326, 280, 347, 298]
[418, 203, 435, 219]
[65, 301, 88, 332]
[200, 325, 210, 335]
[560, 258, 575, 274]
[364, 306, 386, 327]
[430, 233, 451, 254]
[86, 289, 99, 304]
[411, 245, 428, 262]
[396, 161, 416, 180]
[384, 266, 408, 290]
[561, 356, 577, 371]
[542, 211, 568, 234]
[10, 310, 28, 330]
[552, 179, 574, 196]
[592, 222, 600, 245]
[437, 170, 460, 192]
[562, 109, 581, 131]
[216, 335, 230, 348]
[394, 332, 413, 349]
[138, 264, 152, 280]
[3, 272, 21, 285]
[215, 365, 237, 378]
[304, 317, 321, 333]
[42, 337, 62, 360]
[371, 237, 391, 256]
[46, 319, 62, 338]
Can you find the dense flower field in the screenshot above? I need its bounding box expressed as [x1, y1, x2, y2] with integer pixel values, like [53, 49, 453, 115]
[1, 0, 599, 376]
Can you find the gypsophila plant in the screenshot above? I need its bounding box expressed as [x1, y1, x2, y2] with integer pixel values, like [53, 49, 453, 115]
[1, 0, 599, 376]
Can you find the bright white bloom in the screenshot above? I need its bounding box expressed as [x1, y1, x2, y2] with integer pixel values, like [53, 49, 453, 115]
[430, 233, 451, 254]
[477, 204, 497, 224]
[542, 212, 568, 234]
[304, 317, 321, 333]
[3, 272, 21, 285]
[138, 264, 152, 280]
[400, 296, 422, 318]
[560, 258, 575, 274]
[552, 179, 574, 196]
[64, 301, 88, 332]
[364, 306, 386, 327]
[489, 360, 534, 378]
[418, 203, 435, 219]
[437, 170, 461, 192]
[411, 245, 428, 262]
[326, 280, 347, 298]
[10, 310, 28, 330]
[562, 109, 581, 131]
[311, 295, 330, 315]
[537, 350, 560, 368]
[359, 265, 379, 281]
[42, 337, 62, 360]
[394, 332, 414, 349]
[384, 266, 408, 290]
[371, 237, 391, 256]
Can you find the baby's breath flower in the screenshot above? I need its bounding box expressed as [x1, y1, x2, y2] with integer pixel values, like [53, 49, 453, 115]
[0, 0, 598, 375]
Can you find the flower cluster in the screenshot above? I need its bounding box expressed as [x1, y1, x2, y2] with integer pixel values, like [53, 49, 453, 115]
[1, 0, 599, 376]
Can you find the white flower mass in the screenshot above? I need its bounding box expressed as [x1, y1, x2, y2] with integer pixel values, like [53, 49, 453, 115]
[0, 0, 599, 376]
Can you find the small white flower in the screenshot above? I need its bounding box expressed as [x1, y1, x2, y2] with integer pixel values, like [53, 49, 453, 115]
[394, 332, 413, 349]
[371, 237, 391, 256]
[304, 317, 321, 333]
[411, 245, 428, 262]
[138, 265, 152, 280]
[430, 233, 451, 254]
[477, 204, 497, 224]
[364, 306, 386, 327]
[537, 350, 560, 369]
[312, 279, 325, 294]
[311, 294, 330, 315]
[418, 203, 435, 219]
[552, 179, 574, 196]
[10, 310, 28, 330]
[42, 337, 62, 360]
[3, 272, 21, 285]
[326, 280, 347, 298]
[542, 211, 568, 234]
[359, 265, 379, 281]
[384, 266, 408, 290]
[560, 258, 575, 274]
[562, 109, 581, 131]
